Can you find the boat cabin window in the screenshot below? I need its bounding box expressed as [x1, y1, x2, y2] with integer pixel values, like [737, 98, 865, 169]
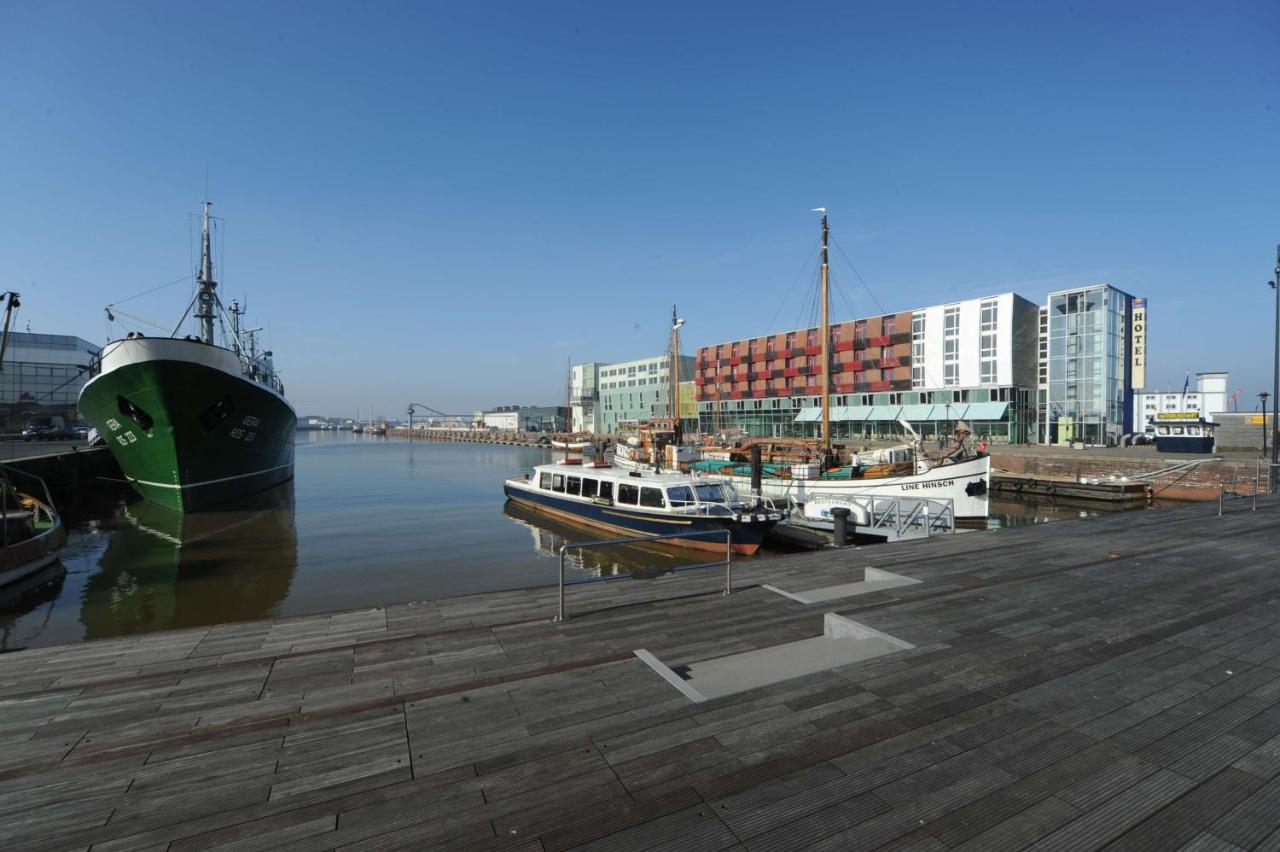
[1187, 426, 1200, 436]
[582, 478, 598, 498]
[552, 474, 565, 492]
[598, 481, 613, 501]
[1172, 426, 1184, 435]
[694, 482, 727, 503]
[566, 476, 581, 496]
[539, 472, 552, 489]
[617, 483, 639, 505]
[639, 487, 665, 509]
[667, 485, 695, 507]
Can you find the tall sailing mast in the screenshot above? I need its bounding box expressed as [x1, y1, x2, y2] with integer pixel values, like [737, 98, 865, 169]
[668, 306, 685, 435]
[818, 210, 831, 455]
[195, 201, 218, 345]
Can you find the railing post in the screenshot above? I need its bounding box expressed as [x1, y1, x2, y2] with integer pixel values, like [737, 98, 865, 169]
[922, 502, 930, 538]
[1218, 484, 1224, 517]
[724, 530, 732, 596]
[556, 547, 567, 622]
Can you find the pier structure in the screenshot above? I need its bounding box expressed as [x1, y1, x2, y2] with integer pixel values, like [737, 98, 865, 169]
[4, 498, 1280, 849]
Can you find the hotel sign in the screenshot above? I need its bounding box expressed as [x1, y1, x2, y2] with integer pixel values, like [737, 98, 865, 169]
[1130, 297, 1146, 388]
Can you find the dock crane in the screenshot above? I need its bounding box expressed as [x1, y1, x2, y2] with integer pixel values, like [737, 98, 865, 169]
[405, 403, 472, 438]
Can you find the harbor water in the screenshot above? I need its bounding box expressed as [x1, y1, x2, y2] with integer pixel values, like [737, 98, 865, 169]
[0, 433, 1156, 650]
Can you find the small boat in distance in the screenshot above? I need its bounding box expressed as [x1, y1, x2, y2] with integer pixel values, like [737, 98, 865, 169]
[504, 462, 781, 554]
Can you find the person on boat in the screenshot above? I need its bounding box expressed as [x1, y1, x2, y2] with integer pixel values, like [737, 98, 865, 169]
[849, 450, 861, 472]
[977, 437, 989, 456]
[939, 421, 974, 462]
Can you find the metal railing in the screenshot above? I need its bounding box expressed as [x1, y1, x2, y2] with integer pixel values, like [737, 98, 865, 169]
[555, 528, 733, 622]
[790, 494, 955, 540]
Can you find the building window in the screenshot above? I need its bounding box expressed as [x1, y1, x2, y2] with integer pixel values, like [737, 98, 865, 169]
[943, 306, 960, 386]
[979, 299, 997, 385]
[911, 312, 925, 388]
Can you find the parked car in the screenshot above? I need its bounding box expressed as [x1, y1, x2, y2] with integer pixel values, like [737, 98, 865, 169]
[21, 416, 73, 441]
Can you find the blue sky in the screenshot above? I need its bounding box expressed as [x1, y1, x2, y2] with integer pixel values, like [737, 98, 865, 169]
[1, 1, 1277, 417]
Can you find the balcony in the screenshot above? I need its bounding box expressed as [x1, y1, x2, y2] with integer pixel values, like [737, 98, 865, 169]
[570, 390, 598, 405]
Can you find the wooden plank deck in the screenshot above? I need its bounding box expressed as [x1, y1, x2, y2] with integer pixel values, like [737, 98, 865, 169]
[2, 497, 1280, 851]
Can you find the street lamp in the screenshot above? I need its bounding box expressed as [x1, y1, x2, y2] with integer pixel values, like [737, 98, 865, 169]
[1261, 392, 1271, 458]
[1270, 244, 1279, 493]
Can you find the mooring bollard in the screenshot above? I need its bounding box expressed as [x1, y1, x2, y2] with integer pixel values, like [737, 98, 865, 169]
[1218, 484, 1224, 517]
[831, 506, 851, 547]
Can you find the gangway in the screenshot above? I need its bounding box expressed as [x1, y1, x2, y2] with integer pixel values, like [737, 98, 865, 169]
[782, 494, 957, 544]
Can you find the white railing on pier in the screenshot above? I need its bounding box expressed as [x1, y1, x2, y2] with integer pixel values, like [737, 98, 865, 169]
[788, 494, 956, 540]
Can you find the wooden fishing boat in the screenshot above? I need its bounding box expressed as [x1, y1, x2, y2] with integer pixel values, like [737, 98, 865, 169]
[0, 466, 66, 589]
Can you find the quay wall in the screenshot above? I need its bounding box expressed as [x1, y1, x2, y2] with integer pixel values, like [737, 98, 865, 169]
[390, 428, 582, 447]
[991, 448, 1267, 501]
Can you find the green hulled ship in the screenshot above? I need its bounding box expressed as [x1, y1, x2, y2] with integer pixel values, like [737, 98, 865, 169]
[78, 203, 296, 512]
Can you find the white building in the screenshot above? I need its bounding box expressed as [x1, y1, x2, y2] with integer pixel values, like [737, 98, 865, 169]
[481, 405, 567, 433]
[572, 355, 695, 435]
[570, 362, 608, 433]
[911, 293, 1040, 391]
[1133, 372, 1229, 434]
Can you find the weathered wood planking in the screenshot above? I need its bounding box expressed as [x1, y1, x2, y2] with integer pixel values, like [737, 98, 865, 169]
[1, 498, 1279, 851]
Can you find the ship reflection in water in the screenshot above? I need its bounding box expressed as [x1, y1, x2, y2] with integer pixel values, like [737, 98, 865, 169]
[0, 481, 299, 650]
[502, 498, 749, 581]
[80, 482, 298, 640]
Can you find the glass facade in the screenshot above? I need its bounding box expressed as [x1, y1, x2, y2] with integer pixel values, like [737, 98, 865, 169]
[0, 332, 100, 430]
[698, 386, 1036, 443]
[1045, 285, 1133, 445]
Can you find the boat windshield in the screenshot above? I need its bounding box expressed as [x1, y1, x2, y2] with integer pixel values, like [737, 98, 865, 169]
[694, 482, 728, 503]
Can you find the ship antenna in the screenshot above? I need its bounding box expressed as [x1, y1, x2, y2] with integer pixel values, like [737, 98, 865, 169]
[195, 201, 218, 345]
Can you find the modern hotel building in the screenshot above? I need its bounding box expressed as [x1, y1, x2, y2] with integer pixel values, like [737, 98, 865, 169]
[1041, 284, 1146, 445]
[693, 293, 1041, 443]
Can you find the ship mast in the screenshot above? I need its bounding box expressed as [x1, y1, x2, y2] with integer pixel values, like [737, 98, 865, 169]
[195, 201, 218, 345]
[669, 306, 685, 438]
[819, 211, 831, 456]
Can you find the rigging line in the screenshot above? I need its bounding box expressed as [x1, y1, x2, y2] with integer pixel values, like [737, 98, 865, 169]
[760, 238, 820, 337]
[108, 272, 195, 307]
[107, 306, 171, 334]
[828, 269, 860, 325]
[169, 290, 201, 337]
[830, 236, 887, 315]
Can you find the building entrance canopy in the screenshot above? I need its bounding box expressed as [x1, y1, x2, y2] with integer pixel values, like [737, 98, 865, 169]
[794, 401, 1008, 424]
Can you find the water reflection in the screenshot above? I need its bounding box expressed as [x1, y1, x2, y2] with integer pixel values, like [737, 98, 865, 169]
[0, 562, 67, 651]
[80, 482, 298, 639]
[502, 499, 720, 580]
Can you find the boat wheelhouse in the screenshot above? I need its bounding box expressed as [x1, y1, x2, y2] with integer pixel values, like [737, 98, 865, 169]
[503, 463, 781, 554]
[1153, 412, 1216, 454]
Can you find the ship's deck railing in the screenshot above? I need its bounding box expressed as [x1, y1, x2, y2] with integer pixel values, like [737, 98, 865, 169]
[554, 528, 732, 622]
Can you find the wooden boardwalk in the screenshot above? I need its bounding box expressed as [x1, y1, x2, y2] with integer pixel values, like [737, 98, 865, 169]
[3, 497, 1280, 850]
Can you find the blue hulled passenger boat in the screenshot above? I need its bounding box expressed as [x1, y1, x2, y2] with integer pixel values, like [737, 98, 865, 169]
[503, 462, 781, 554]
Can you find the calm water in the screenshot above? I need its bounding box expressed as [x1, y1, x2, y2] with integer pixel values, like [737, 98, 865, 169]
[0, 434, 1155, 650]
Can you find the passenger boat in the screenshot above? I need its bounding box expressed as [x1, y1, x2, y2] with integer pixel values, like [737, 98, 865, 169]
[503, 463, 782, 554]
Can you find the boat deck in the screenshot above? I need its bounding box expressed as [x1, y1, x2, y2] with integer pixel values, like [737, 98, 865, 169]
[3, 497, 1280, 850]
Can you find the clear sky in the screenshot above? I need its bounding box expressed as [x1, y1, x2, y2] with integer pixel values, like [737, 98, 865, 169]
[2, 1, 1277, 417]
